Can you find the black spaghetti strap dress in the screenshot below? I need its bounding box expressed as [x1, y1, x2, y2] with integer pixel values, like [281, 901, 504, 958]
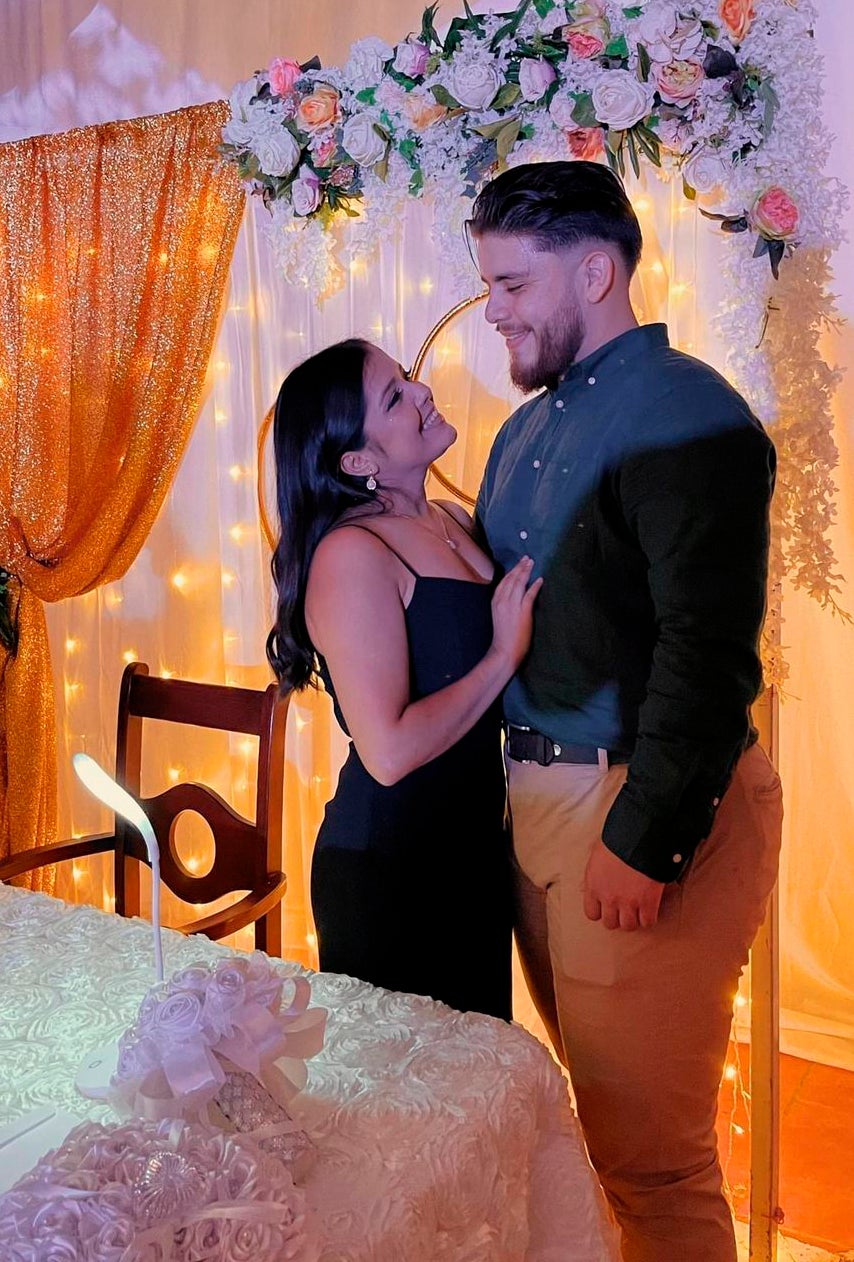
[311, 528, 512, 1020]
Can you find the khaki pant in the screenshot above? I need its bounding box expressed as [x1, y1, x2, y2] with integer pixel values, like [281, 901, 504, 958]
[508, 742, 783, 1262]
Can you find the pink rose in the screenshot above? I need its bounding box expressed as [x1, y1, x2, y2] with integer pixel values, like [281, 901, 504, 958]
[751, 186, 800, 240]
[268, 58, 302, 97]
[150, 992, 204, 1043]
[564, 22, 608, 58]
[393, 39, 430, 78]
[655, 59, 705, 105]
[518, 57, 557, 103]
[312, 134, 337, 166]
[566, 126, 605, 161]
[291, 169, 322, 215]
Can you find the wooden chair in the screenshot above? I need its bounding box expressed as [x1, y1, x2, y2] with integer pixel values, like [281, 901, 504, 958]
[0, 662, 290, 954]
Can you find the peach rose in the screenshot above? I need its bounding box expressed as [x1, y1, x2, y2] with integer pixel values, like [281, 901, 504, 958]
[655, 59, 705, 105]
[404, 92, 448, 131]
[719, 0, 755, 43]
[268, 58, 301, 97]
[566, 127, 605, 160]
[296, 86, 340, 132]
[751, 186, 800, 240]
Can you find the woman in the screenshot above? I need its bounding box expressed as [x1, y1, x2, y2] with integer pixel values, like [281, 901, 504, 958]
[267, 339, 541, 1019]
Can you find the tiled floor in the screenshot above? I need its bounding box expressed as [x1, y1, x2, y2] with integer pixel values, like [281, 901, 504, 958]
[718, 1046, 854, 1256]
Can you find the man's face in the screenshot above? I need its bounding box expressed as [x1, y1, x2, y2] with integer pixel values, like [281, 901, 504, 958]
[476, 231, 586, 392]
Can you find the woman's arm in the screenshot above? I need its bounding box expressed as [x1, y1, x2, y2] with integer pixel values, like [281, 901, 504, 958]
[306, 527, 538, 785]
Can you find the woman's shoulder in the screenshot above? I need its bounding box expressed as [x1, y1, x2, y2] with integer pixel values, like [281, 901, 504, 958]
[312, 518, 395, 575]
[431, 498, 473, 533]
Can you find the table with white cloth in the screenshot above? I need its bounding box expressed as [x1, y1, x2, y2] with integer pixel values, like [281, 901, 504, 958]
[0, 883, 617, 1260]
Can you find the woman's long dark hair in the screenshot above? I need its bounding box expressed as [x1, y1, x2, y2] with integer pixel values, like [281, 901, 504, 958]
[266, 338, 378, 691]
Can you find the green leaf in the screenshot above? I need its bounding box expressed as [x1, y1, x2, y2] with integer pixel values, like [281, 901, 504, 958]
[767, 238, 785, 279]
[490, 0, 532, 51]
[420, 3, 441, 47]
[473, 118, 516, 140]
[756, 77, 780, 136]
[533, 0, 556, 16]
[496, 117, 522, 165]
[626, 127, 640, 178]
[605, 34, 629, 59]
[682, 177, 696, 201]
[492, 82, 522, 110]
[753, 235, 770, 258]
[431, 83, 462, 109]
[398, 136, 419, 166]
[356, 87, 377, 105]
[374, 151, 389, 182]
[622, 5, 643, 17]
[425, 54, 441, 76]
[443, 16, 469, 55]
[637, 43, 651, 82]
[634, 126, 661, 168]
[606, 128, 624, 154]
[570, 91, 597, 128]
[700, 20, 721, 41]
[409, 166, 425, 195]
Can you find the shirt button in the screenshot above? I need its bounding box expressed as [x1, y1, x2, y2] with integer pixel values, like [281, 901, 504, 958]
[712, 797, 720, 807]
[555, 399, 565, 410]
[672, 853, 683, 864]
[520, 530, 528, 540]
[587, 376, 596, 385]
[533, 459, 541, 468]
[553, 744, 562, 756]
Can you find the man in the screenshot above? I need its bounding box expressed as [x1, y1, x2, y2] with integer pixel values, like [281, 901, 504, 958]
[471, 161, 783, 1262]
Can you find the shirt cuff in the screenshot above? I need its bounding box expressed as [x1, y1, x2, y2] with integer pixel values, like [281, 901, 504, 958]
[601, 790, 698, 882]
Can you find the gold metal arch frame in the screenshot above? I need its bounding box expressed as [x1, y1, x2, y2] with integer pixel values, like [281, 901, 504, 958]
[256, 291, 488, 550]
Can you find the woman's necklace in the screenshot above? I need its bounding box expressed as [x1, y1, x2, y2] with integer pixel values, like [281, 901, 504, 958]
[391, 503, 459, 550]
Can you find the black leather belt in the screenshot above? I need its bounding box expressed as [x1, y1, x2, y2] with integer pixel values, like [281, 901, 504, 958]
[504, 724, 632, 769]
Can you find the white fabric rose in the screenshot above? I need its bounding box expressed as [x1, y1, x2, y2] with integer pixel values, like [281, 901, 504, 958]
[228, 75, 258, 121]
[682, 147, 729, 195]
[449, 60, 502, 110]
[518, 58, 557, 103]
[393, 39, 430, 78]
[342, 114, 387, 167]
[344, 35, 394, 91]
[253, 125, 301, 178]
[591, 71, 655, 130]
[548, 91, 577, 130]
[634, 4, 704, 62]
[291, 168, 322, 216]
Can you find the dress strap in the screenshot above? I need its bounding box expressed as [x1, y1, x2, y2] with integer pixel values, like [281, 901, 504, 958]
[338, 523, 421, 579]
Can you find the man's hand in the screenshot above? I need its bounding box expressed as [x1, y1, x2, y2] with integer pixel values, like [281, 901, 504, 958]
[583, 840, 665, 930]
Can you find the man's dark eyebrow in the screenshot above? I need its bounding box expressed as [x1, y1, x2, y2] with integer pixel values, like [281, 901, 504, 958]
[480, 270, 528, 284]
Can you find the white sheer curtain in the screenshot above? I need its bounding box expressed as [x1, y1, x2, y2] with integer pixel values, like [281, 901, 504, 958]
[3, 0, 852, 1068]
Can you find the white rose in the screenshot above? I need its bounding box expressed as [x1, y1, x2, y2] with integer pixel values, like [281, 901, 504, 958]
[342, 114, 387, 167]
[449, 60, 502, 110]
[591, 70, 655, 130]
[222, 116, 254, 147]
[344, 36, 394, 91]
[518, 57, 557, 103]
[634, 4, 704, 62]
[548, 91, 577, 131]
[682, 147, 729, 195]
[291, 169, 322, 216]
[228, 75, 258, 121]
[392, 40, 430, 78]
[254, 125, 301, 178]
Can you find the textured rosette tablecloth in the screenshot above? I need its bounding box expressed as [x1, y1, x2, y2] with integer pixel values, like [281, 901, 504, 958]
[0, 884, 617, 1260]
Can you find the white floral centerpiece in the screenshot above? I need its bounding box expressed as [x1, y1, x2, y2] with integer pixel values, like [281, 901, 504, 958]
[109, 954, 327, 1173]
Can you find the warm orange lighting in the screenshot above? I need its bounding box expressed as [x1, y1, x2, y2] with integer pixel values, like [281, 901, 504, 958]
[229, 524, 247, 543]
[168, 767, 181, 784]
[72, 864, 83, 883]
[171, 570, 189, 592]
[65, 637, 80, 653]
[221, 570, 236, 587]
[306, 932, 317, 949]
[214, 407, 228, 425]
[122, 649, 137, 664]
[724, 1065, 737, 1082]
[158, 250, 169, 265]
[229, 464, 244, 481]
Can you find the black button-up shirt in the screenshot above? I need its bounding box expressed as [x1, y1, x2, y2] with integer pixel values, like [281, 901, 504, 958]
[477, 323, 775, 881]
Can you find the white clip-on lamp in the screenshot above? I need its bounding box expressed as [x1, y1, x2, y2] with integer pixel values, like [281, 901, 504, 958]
[72, 753, 164, 1098]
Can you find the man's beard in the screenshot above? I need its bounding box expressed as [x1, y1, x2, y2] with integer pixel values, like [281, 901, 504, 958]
[509, 302, 585, 393]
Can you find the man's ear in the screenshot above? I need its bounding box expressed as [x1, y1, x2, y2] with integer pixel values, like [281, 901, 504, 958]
[340, 449, 377, 478]
[579, 249, 616, 304]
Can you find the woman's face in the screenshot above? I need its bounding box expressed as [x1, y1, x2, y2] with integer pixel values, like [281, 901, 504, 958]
[359, 347, 456, 482]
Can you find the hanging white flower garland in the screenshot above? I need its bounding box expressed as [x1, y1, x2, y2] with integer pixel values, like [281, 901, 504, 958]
[223, 0, 848, 675]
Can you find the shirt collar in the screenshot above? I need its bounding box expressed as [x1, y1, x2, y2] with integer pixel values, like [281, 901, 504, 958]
[556, 323, 669, 390]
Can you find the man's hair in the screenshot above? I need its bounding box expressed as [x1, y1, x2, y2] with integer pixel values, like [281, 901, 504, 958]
[468, 160, 643, 275]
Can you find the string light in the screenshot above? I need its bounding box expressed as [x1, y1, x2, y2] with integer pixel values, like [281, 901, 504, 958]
[306, 932, 317, 949]
[419, 277, 434, 295]
[167, 767, 181, 784]
[221, 570, 236, 588]
[214, 406, 228, 425]
[122, 649, 137, 664]
[229, 524, 247, 543]
[65, 637, 80, 653]
[170, 570, 189, 592]
[158, 250, 169, 265]
[228, 464, 245, 481]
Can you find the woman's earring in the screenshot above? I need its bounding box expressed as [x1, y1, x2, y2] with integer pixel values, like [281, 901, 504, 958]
[366, 474, 377, 492]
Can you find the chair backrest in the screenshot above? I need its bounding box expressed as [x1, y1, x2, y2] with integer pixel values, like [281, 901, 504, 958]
[113, 662, 289, 947]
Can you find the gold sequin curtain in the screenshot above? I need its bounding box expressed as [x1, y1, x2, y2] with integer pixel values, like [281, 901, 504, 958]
[0, 101, 244, 883]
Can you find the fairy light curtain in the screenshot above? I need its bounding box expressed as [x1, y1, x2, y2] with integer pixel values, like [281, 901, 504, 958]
[0, 101, 244, 881]
[2, 0, 852, 1070]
